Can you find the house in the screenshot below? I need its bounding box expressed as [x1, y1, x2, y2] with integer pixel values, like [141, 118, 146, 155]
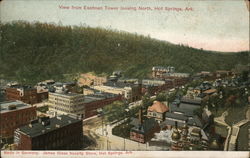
[147, 101, 169, 122]
[14, 115, 83, 150]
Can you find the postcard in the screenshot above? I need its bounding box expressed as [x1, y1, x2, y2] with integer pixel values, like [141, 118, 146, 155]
[0, 0, 249, 158]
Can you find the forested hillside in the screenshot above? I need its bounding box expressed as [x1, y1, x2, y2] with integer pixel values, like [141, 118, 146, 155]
[0, 21, 249, 84]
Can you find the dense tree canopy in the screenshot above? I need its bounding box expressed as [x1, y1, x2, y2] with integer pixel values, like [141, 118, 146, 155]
[1, 21, 249, 84]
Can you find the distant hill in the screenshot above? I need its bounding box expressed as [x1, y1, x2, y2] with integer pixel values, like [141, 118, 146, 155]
[0, 21, 249, 84]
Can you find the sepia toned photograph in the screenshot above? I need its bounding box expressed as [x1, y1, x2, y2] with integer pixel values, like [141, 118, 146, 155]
[0, 0, 249, 157]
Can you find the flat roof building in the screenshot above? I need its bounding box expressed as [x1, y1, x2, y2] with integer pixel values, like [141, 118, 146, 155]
[93, 81, 142, 102]
[14, 115, 83, 150]
[48, 92, 85, 118]
[5, 86, 39, 105]
[0, 101, 36, 141]
[83, 92, 122, 118]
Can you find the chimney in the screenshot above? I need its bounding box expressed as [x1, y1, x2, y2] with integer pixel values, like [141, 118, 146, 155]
[175, 121, 178, 129]
[138, 107, 143, 125]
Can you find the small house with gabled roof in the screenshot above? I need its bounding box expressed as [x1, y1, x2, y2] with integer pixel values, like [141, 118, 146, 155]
[147, 101, 169, 122]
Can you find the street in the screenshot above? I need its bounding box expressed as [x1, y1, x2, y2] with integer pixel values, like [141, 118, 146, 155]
[83, 115, 170, 151]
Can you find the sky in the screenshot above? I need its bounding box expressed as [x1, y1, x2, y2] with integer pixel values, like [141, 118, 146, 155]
[1, 0, 249, 52]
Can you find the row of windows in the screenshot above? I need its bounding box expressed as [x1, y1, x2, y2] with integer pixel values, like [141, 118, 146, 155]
[49, 101, 84, 107]
[130, 132, 144, 139]
[50, 102, 84, 107]
[53, 98, 84, 103]
[1, 116, 36, 129]
[2, 112, 35, 121]
[33, 128, 80, 147]
[53, 106, 83, 114]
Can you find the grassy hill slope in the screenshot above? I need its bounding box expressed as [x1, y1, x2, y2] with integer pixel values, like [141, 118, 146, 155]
[0, 21, 249, 84]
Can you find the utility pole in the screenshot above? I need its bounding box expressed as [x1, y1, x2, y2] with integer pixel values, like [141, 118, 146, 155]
[97, 108, 104, 135]
[105, 123, 109, 150]
[102, 113, 104, 136]
[106, 135, 108, 150]
[123, 125, 126, 150]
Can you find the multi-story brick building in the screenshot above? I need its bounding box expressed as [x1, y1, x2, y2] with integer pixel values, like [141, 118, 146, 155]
[83, 92, 123, 118]
[5, 86, 38, 105]
[161, 73, 190, 88]
[37, 90, 49, 103]
[151, 66, 190, 88]
[152, 66, 175, 78]
[0, 101, 36, 142]
[130, 108, 160, 143]
[48, 92, 85, 119]
[93, 81, 142, 103]
[14, 115, 83, 150]
[141, 79, 175, 95]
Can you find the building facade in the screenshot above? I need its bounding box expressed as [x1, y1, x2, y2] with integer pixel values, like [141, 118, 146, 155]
[93, 81, 142, 103]
[48, 92, 85, 118]
[0, 101, 36, 141]
[14, 115, 83, 150]
[5, 86, 38, 105]
[84, 93, 123, 118]
[130, 109, 160, 143]
[130, 118, 160, 144]
[141, 79, 175, 95]
[170, 122, 209, 151]
[147, 101, 169, 122]
[152, 66, 175, 78]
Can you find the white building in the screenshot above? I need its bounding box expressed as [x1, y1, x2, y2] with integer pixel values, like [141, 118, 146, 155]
[48, 92, 85, 118]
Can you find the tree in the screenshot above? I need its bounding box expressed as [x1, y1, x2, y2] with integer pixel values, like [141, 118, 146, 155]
[103, 101, 126, 123]
[156, 92, 167, 102]
[167, 90, 178, 103]
[241, 70, 249, 82]
[1, 21, 249, 84]
[141, 94, 153, 109]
